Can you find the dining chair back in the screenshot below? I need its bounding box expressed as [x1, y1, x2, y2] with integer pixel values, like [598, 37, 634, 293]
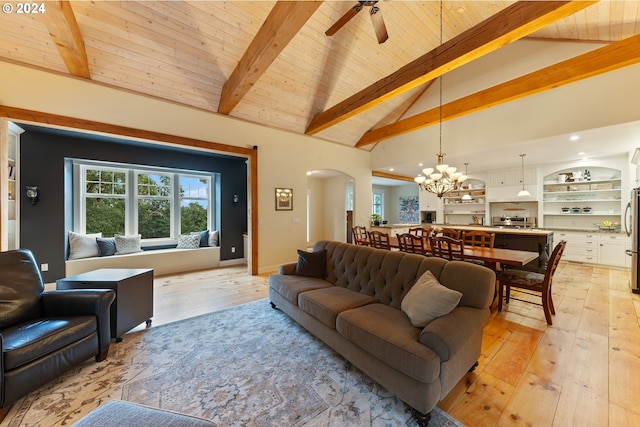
[352, 226, 369, 246]
[441, 228, 461, 239]
[497, 240, 567, 325]
[429, 235, 464, 261]
[408, 227, 433, 238]
[397, 233, 428, 255]
[462, 230, 495, 248]
[368, 230, 391, 250]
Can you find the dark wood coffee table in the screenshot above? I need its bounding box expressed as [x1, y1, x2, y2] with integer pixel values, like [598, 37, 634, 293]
[57, 268, 154, 342]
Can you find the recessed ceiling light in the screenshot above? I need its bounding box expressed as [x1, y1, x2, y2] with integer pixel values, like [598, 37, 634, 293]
[418, 163, 423, 167]
[389, 168, 394, 172]
[577, 152, 585, 156]
[306, 171, 313, 176]
[570, 135, 580, 141]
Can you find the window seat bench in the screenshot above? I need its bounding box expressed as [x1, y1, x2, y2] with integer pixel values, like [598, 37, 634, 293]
[65, 246, 221, 277]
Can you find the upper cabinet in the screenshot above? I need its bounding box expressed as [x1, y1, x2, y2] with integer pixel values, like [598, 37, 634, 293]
[487, 167, 537, 201]
[542, 166, 622, 230]
[1, 120, 23, 250]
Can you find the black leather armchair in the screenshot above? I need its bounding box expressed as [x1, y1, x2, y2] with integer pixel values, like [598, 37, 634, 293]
[0, 249, 115, 408]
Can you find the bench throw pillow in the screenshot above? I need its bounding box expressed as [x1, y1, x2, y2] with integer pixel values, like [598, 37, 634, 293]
[177, 234, 201, 249]
[69, 231, 102, 260]
[96, 237, 116, 257]
[401, 270, 462, 328]
[114, 234, 142, 255]
[294, 249, 326, 278]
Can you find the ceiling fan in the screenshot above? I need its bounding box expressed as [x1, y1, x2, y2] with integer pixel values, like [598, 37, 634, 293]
[325, 1, 389, 44]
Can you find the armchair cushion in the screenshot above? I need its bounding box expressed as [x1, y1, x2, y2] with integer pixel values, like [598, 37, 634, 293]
[2, 316, 96, 370]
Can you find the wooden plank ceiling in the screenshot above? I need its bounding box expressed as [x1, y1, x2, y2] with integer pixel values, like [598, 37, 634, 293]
[1, 1, 639, 150]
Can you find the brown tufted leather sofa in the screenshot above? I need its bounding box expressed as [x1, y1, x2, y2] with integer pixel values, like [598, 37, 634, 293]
[269, 240, 495, 426]
[0, 249, 115, 409]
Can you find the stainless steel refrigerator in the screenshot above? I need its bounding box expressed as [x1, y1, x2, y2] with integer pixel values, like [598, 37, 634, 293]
[625, 188, 640, 294]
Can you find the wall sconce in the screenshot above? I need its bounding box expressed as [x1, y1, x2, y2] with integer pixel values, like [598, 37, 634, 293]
[26, 186, 39, 205]
[233, 194, 239, 205]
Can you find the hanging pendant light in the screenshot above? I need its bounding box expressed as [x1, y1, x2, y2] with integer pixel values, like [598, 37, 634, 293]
[461, 163, 472, 200]
[517, 154, 531, 197]
[414, 1, 466, 198]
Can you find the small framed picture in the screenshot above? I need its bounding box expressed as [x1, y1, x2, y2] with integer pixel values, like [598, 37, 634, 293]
[275, 188, 293, 211]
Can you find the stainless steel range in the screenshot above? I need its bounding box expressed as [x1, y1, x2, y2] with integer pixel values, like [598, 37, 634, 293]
[492, 216, 536, 228]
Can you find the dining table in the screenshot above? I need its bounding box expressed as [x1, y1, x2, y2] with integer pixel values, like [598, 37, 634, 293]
[388, 236, 539, 270]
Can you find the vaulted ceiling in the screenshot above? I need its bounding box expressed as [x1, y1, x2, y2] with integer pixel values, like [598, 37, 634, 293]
[2, 1, 639, 163]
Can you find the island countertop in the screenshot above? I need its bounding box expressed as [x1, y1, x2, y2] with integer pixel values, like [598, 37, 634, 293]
[432, 224, 554, 237]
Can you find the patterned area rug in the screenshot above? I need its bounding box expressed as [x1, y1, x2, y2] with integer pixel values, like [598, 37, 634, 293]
[3, 300, 465, 427]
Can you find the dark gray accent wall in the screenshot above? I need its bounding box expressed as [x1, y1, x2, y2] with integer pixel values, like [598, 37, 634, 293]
[19, 125, 248, 282]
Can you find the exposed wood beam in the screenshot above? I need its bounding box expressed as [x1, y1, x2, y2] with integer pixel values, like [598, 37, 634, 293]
[41, 1, 90, 78]
[306, 1, 597, 135]
[372, 171, 415, 183]
[356, 32, 640, 147]
[218, 1, 323, 115]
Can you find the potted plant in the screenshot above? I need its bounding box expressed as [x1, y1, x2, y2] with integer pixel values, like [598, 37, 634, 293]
[371, 213, 382, 226]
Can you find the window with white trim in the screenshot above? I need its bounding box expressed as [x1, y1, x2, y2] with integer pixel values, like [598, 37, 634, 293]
[75, 161, 215, 245]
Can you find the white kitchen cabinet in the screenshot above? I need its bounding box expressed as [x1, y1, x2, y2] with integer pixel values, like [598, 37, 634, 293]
[598, 233, 627, 267]
[490, 168, 536, 187]
[554, 230, 628, 267]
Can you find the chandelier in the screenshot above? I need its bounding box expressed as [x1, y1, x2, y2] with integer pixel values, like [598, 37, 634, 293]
[414, 0, 466, 198]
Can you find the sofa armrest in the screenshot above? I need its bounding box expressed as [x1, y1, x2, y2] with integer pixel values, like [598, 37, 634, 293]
[41, 290, 116, 352]
[418, 306, 489, 361]
[278, 262, 297, 275]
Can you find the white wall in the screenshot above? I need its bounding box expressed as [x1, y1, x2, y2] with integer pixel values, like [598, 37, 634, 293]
[0, 62, 372, 273]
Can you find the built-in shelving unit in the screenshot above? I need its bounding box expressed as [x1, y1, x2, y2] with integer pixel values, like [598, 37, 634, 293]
[542, 167, 622, 230]
[2, 121, 23, 250]
[442, 179, 486, 225]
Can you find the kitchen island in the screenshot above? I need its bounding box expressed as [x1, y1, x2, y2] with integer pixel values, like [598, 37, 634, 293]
[433, 225, 553, 271]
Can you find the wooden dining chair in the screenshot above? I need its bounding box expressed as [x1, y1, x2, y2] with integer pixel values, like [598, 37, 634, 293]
[408, 227, 433, 238]
[441, 228, 461, 239]
[397, 233, 428, 255]
[497, 240, 567, 325]
[429, 235, 464, 261]
[368, 230, 391, 250]
[462, 230, 495, 248]
[462, 230, 496, 269]
[352, 226, 369, 246]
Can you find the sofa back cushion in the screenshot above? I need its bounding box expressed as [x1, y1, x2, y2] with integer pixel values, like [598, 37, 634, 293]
[313, 241, 448, 310]
[0, 250, 44, 329]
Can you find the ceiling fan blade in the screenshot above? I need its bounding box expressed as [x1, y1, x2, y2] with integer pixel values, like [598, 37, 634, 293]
[370, 5, 388, 44]
[325, 4, 362, 36]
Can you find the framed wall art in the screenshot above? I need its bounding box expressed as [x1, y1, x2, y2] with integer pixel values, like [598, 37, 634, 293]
[275, 188, 293, 211]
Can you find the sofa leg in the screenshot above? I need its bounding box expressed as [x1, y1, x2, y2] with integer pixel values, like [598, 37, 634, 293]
[468, 361, 479, 372]
[410, 408, 431, 427]
[95, 347, 109, 362]
[270, 301, 282, 312]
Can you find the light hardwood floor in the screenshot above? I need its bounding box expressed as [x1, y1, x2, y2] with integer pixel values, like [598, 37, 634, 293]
[141, 262, 640, 427]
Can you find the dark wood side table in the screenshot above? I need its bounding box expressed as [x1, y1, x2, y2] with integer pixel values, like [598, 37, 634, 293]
[56, 268, 154, 342]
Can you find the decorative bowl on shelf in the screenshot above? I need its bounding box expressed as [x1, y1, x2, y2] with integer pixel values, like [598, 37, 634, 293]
[582, 207, 592, 213]
[561, 207, 570, 213]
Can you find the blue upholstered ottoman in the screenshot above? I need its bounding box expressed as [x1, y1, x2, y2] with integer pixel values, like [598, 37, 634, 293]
[73, 400, 216, 427]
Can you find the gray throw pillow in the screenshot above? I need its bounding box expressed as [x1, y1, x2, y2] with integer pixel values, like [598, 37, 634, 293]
[114, 234, 143, 255]
[96, 237, 116, 257]
[401, 271, 462, 328]
[177, 234, 201, 249]
[294, 249, 326, 278]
